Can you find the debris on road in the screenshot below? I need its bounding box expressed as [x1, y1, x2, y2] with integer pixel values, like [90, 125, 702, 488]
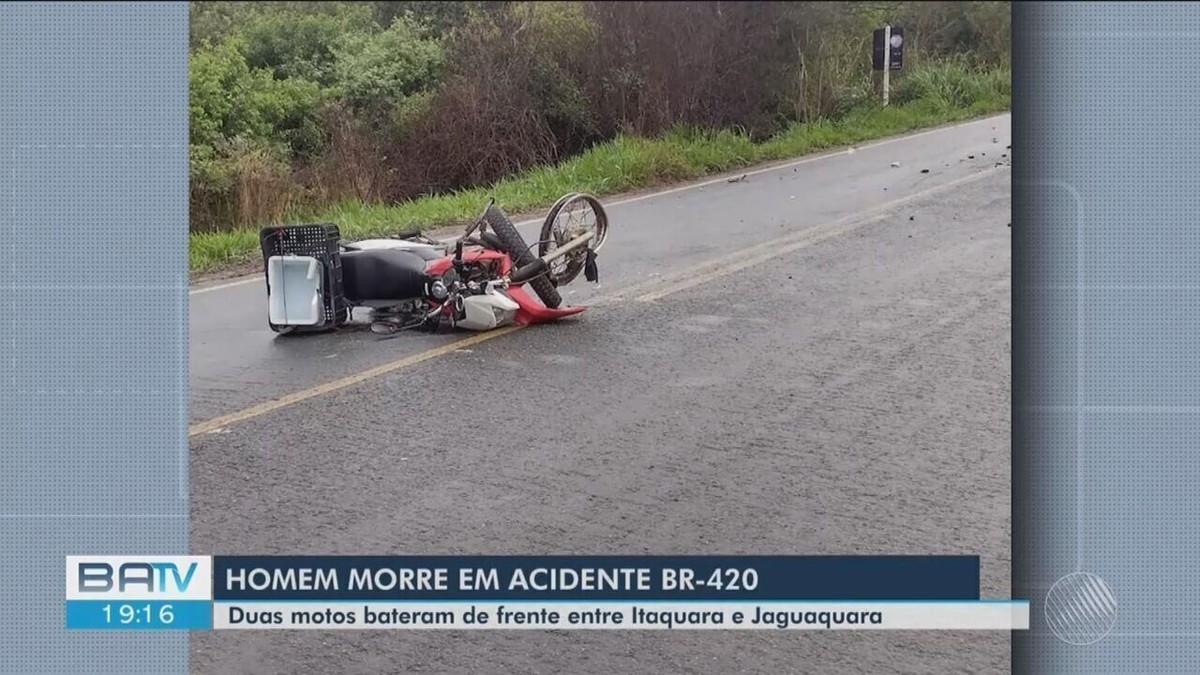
[992, 137, 998, 143]
[909, 216, 915, 221]
[890, 161, 901, 168]
[968, 155, 975, 159]
[920, 169, 930, 174]
[727, 174, 748, 184]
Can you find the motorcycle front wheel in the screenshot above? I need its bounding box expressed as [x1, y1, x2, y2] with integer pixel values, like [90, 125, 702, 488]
[539, 193, 608, 286]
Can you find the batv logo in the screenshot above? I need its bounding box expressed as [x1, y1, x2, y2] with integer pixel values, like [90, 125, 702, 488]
[78, 561, 199, 593]
[66, 556, 212, 599]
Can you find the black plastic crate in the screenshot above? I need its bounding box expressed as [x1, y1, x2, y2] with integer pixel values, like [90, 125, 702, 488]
[259, 223, 347, 330]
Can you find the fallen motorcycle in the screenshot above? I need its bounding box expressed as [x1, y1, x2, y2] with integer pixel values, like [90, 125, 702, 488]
[259, 193, 608, 335]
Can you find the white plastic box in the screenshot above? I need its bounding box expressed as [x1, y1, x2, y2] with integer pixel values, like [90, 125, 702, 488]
[266, 255, 324, 326]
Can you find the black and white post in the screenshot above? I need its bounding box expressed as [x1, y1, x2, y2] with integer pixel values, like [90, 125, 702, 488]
[873, 25, 903, 106]
[882, 25, 892, 106]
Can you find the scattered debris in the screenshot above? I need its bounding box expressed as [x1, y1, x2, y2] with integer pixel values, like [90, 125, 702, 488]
[890, 161, 901, 168]
[1007, 222, 1011, 228]
[847, 147, 857, 154]
[1006, 144, 1011, 150]
[455, 349, 474, 354]
[727, 174, 748, 184]
[967, 154, 975, 159]
[992, 137, 998, 143]
[981, 152, 986, 157]
[1001, 153, 1008, 158]
[909, 216, 915, 221]
[920, 168, 929, 174]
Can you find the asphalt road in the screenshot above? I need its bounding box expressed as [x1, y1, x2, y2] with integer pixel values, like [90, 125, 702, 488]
[190, 114, 1012, 674]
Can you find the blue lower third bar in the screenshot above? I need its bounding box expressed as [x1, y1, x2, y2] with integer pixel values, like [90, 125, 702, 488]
[65, 600, 212, 629]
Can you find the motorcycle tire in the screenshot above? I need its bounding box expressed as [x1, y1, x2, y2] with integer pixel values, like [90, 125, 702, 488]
[482, 203, 563, 308]
[539, 193, 608, 286]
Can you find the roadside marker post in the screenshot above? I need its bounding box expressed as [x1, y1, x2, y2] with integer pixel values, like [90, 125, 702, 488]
[873, 25, 904, 106]
[883, 25, 891, 106]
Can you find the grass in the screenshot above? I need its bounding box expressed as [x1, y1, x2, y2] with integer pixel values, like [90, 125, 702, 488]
[190, 63, 1010, 274]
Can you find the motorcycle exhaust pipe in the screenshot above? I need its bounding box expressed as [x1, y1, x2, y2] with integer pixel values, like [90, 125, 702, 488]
[509, 259, 549, 284]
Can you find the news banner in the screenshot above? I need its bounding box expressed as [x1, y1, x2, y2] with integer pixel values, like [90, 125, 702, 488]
[64, 556, 1029, 631]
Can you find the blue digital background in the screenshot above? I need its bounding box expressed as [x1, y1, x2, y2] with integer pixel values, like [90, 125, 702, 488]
[0, 3, 189, 673]
[1013, 3, 1200, 673]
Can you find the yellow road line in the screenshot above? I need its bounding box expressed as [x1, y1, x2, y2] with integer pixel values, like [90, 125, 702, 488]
[188, 326, 522, 436]
[609, 166, 993, 303]
[189, 166, 1003, 437]
[633, 214, 891, 303]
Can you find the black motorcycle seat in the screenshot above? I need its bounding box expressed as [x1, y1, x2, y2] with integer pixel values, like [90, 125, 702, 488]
[341, 249, 431, 302]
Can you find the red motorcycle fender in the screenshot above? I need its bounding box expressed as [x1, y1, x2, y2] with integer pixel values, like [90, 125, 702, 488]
[507, 285, 586, 325]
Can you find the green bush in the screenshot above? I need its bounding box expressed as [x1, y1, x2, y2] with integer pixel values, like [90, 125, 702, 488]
[234, 4, 377, 86]
[333, 15, 444, 111]
[189, 36, 328, 230]
[189, 38, 326, 158]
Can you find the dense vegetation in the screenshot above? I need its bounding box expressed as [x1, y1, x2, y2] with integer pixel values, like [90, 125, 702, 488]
[189, 1, 1010, 271]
